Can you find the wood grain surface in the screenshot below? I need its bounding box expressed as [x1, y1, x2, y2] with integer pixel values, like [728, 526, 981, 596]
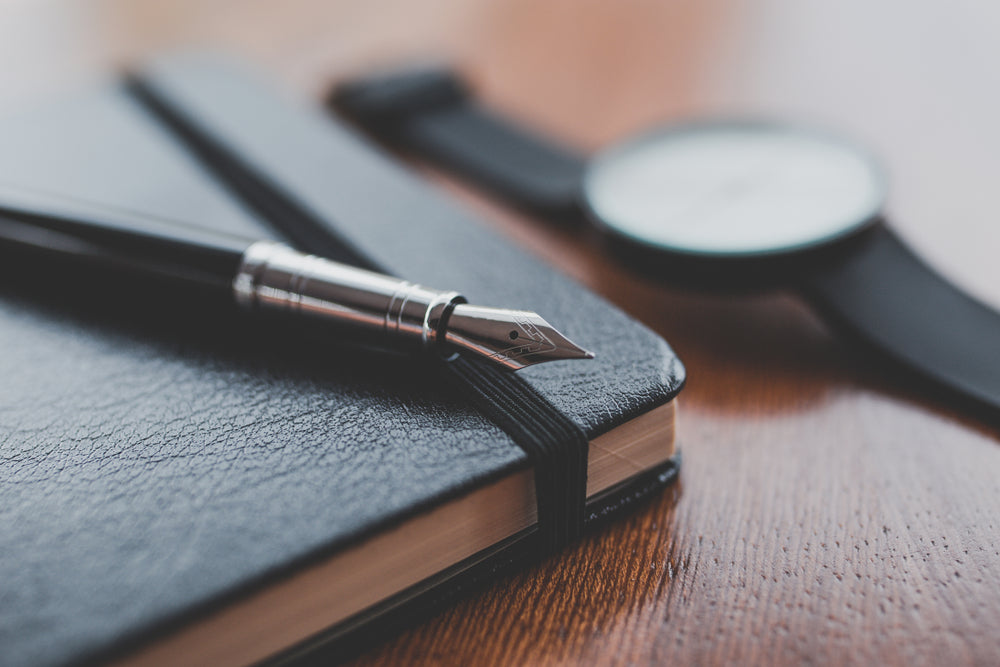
[4, 1, 1000, 664]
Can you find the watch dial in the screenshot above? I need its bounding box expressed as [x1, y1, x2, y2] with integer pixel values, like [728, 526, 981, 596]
[584, 122, 886, 257]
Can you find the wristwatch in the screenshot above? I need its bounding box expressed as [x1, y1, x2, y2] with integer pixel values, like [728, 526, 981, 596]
[331, 66, 1000, 417]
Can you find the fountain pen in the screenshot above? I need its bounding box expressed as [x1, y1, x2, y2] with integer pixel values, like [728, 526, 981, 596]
[0, 187, 593, 371]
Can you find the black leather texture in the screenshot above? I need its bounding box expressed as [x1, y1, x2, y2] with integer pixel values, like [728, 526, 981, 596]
[125, 72, 589, 557]
[0, 53, 684, 666]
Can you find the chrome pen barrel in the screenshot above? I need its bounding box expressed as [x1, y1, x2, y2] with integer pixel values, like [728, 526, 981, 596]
[232, 241, 464, 350]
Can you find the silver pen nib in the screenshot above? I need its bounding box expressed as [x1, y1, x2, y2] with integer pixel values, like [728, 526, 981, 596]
[443, 303, 595, 370]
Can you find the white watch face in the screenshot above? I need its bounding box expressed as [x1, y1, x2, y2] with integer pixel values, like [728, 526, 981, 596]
[583, 123, 885, 257]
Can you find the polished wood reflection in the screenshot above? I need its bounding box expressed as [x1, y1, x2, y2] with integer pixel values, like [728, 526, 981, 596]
[3, 1, 999, 664]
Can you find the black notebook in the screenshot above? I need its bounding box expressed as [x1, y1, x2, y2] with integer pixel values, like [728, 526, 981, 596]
[0, 53, 684, 666]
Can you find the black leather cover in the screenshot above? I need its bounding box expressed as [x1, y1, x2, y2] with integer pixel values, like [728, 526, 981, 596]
[0, 53, 684, 666]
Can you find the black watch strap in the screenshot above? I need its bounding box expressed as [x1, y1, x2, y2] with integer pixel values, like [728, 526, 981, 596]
[331, 67, 586, 218]
[804, 224, 1000, 416]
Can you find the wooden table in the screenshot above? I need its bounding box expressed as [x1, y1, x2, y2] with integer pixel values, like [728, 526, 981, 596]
[6, 1, 1000, 663]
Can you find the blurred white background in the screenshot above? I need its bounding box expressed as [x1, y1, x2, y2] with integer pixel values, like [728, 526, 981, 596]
[2, 0, 997, 308]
